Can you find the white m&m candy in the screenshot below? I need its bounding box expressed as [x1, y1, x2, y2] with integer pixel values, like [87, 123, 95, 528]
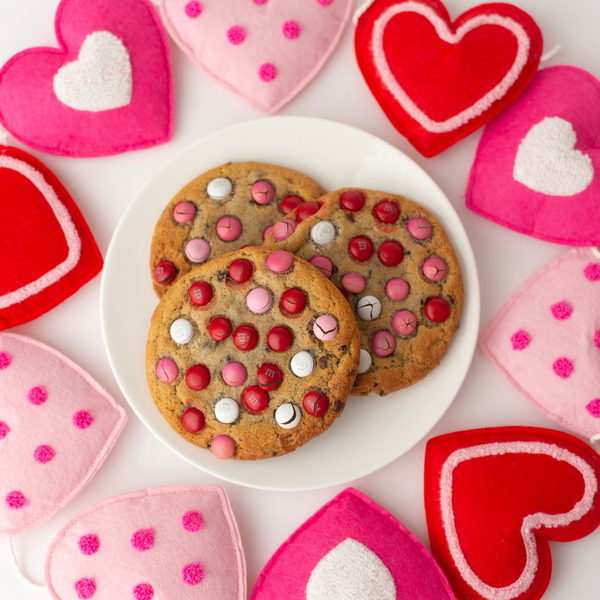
[291, 351, 315, 377]
[356, 296, 382, 321]
[170, 318, 193, 344]
[310, 221, 336, 245]
[275, 403, 301, 429]
[207, 177, 232, 199]
[358, 349, 372, 374]
[214, 398, 239, 424]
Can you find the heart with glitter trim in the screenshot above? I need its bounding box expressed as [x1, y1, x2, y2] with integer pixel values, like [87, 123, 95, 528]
[160, 0, 352, 114]
[355, 0, 543, 157]
[425, 427, 600, 600]
[0, 0, 173, 157]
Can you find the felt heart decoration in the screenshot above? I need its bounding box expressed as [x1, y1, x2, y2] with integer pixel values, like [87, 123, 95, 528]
[45, 486, 246, 600]
[355, 0, 543, 157]
[0, 146, 103, 330]
[425, 427, 600, 600]
[467, 66, 600, 245]
[159, 0, 352, 114]
[480, 248, 600, 440]
[251, 487, 455, 600]
[0, 333, 126, 536]
[0, 0, 173, 157]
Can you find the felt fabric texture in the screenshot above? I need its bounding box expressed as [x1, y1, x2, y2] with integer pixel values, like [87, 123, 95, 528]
[160, 0, 351, 114]
[355, 0, 543, 157]
[0, 146, 103, 331]
[251, 487, 455, 600]
[45, 486, 246, 600]
[0, 0, 173, 157]
[480, 248, 600, 439]
[425, 427, 600, 600]
[0, 333, 126, 536]
[467, 66, 600, 246]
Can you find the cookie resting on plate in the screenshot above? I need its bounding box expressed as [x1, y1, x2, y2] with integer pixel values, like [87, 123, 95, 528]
[150, 161, 326, 297]
[146, 247, 360, 460]
[263, 188, 464, 397]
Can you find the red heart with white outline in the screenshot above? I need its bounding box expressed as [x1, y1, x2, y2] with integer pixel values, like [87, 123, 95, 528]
[425, 427, 600, 600]
[355, 0, 543, 157]
[0, 146, 103, 330]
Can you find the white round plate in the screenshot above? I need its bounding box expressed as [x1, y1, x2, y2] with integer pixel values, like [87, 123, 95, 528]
[101, 117, 480, 491]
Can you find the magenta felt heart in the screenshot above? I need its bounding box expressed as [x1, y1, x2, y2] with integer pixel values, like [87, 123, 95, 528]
[0, 0, 173, 157]
[160, 0, 351, 114]
[467, 66, 600, 245]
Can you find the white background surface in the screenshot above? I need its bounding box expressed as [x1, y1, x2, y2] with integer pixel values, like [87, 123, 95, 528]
[1, 0, 599, 597]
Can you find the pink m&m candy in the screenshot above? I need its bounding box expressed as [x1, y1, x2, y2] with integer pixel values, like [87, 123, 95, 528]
[386, 278, 409, 301]
[252, 181, 275, 204]
[273, 219, 296, 240]
[222, 362, 247, 387]
[185, 238, 211, 263]
[216, 217, 242, 241]
[247, 288, 272, 313]
[341, 273, 366, 294]
[408, 217, 432, 239]
[310, 256, 333, 278]
[313, 315, 338, 341]
[393, 311, 417, 336]
[267, 251, 293, 273]
[371, 331, 396, 356]
[263, 225, 274, 240]
[173, 201, 196, 223]
[423, 257, 447, 281]
[156, 358, 178, 383]
[211, 435, 235, 459]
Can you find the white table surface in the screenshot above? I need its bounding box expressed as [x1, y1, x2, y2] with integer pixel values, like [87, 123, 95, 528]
[1, 0, 599, 597]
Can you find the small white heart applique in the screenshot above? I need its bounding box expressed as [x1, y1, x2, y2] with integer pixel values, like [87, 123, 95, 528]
[53, 31, 132, 112]
[513, 116, 594, 196]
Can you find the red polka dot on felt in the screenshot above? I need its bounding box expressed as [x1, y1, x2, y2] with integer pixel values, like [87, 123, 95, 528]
[0, 421, 10, 439]
[259, 63, 277, 82]
[511, 329, 530, 350]
[182, 510, 204, 532]
[34, 445, 55, 464]
[0, 351, 11, 369]
[584, 263, 600, 281]
[183, 562, 206, 585]
[227, 26, 246, 45]
[74, 578, 96, 599]
[551, 301, 572, 320]
[133, 583, 154, 600]
[28, 385, 47, 405]
[586, 399, 600, 418]
[73, 410, 94, 429]
[5, 491, 27, 509]
[595, 330, 600, 348]
[553, 357, 573, 379]
[131, 528, 154, 552]
[185, 1, 202, 18]
[282, 20, 301, 40]
[78, 534, 99, 555]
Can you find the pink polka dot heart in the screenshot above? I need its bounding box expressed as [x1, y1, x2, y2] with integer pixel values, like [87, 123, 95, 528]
[160, 0, 352, 113]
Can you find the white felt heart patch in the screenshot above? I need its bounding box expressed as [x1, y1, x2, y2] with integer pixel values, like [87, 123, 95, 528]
[513, 117, 594, 196]
[53, 31, 132, 112]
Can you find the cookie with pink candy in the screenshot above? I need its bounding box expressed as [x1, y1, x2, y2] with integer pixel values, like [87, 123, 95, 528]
[150, 162, 326, 297]
[264, 188, 464, 396]
[146, 246, 360, 460]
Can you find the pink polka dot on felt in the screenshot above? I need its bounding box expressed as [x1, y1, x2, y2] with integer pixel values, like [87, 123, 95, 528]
[584, 263, 600, 281]
[595, 330, 600, 348]
[5, 491, 27, 509]
[511, 329, 530, 350]
[28, 386, 47, 405]
[586, 399, 600, 418]
[73, 410, 94, 429]
[551, 301, 572, 320]
[553, 357, 573, 379]
[78, 534, 99, 555]
[259, 63, 277, 82]
[183, 562, 206, 585]
[131, 528, 154, 551]
[74, 578, 96, 599]
[317, 0, 335, 5]
[227, 26, 246, 45]
[34, 445, 55, 464]
[0, 351, 11, 369]
[133, 583, 154, 600]
[0, 421, 10, 439]
[253, 0, 268, 4]
[283, 20, 301, 39]
[182, 510, 204, 532]
[185, 1, 202, 18]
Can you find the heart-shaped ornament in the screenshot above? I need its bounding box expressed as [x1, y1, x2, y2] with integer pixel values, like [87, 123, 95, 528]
[355, 0, 543, 157]
[160, 0, 352, 113]
[425, 427, 600, 600]
[467, 66, 600, 245]
[0, 0, 173, 157]
[0, 146, 103, 330]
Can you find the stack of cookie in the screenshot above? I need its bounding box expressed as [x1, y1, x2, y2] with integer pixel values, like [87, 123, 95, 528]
[146, 162, 463, 460]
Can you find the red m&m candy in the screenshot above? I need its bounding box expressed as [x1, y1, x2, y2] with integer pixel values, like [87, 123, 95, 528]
[296, 201, 320, 222]
[302, 391, 329, 417]
[229, 259, 253, 283]
[209, 317, 232, 341]
[233, 325, 258, 351]
[280, 288, 307, 315]
[425, 297, 451, 322]
[154, 260, 175, 285]
[243, 386, 269, 412]
[349, 236, 374, 262]
[267, 326, 293, 352]
[373, 201, 400, 223]
[340, 190, 365, 212]
[182, 408, 205, 433]
[379, 241, 404, 266]
[257, 363, 284, 391]
[188, 281, 213, 306]
[281, 195, 304, 214]
[185, 365, 210, 391]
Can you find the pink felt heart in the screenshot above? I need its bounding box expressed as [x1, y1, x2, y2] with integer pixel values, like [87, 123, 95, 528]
[0, 0, 173, 157]
[160, 0, 351, 114]
[45, 486, 246, 600]
[0, 333, 126, 536]
[467, 66, 600, 246]
[480, 248, 600, 439]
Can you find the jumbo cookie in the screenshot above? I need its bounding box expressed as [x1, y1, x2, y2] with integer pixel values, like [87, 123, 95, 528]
[264, 188, 464, 396]
[150, 161, 326, 297]
[146, 246, 360, 460]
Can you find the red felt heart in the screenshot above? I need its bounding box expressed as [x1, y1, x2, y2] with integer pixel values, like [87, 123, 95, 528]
[0, 146, 103, 330]
[425, 427, 600, 600]
[355, 0, 543, 157]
